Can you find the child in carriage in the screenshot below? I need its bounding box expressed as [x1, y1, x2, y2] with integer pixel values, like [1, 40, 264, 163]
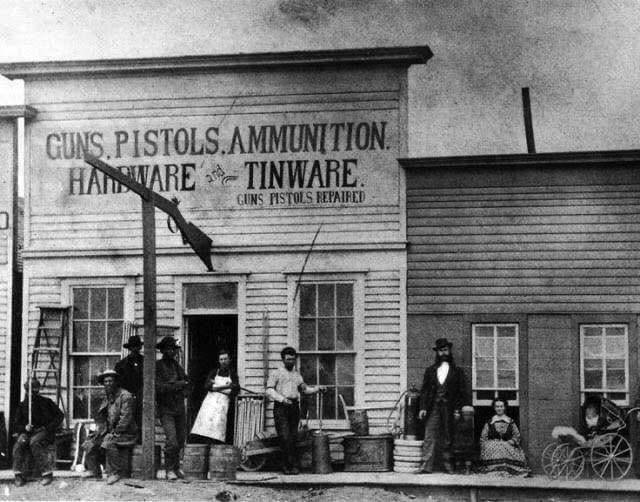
[552, 394, 625, 446]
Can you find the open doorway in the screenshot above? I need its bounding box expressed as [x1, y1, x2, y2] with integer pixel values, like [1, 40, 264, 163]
[185, 315, 238, 434]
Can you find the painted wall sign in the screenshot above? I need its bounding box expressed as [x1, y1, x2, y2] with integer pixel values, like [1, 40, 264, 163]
[30, 110, 398, 213]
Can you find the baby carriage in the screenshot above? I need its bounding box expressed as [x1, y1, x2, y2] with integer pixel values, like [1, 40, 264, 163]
[541, 396, 639, 480]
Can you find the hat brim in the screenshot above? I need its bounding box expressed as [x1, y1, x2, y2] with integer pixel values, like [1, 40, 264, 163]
[97, 372, 119, 384]
[432, 343, 453, 351]
[123, 342, 143, 348]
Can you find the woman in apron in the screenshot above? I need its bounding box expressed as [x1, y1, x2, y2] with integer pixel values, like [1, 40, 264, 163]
[191, 350, 239, 443]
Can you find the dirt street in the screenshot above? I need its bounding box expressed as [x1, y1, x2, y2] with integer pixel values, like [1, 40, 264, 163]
[0, 478, 442, 502]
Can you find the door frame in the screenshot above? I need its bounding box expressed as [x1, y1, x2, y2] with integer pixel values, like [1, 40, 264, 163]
[173, 275, 247, 388]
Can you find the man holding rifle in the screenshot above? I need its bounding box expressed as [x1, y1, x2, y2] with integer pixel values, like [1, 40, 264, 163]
[12, 377, 64, 487]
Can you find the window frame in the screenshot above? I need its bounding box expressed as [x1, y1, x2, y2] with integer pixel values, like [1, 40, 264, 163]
[471, 323, 520, 406]
[62, 277, 135, 424]
[287, 272, 364, 430]
[580, 323, 629, 406]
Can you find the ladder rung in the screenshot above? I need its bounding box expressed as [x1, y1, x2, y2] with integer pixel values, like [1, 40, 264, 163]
[33, 347, 60, 352]
[32, 369, 59, 374]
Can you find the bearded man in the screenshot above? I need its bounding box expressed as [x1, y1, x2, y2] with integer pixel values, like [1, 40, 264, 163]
[418, 338, 467, 474]
[82, 369, 137, 484]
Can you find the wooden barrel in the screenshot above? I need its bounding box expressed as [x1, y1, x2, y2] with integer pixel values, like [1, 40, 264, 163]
[130, 445, 161, 479]
[208, 445, 240, 481]
[183, 444, 209, 480]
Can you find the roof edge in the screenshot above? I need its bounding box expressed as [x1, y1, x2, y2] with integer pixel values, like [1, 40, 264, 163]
[0, 105, 37, 119]
[0, 45, 433, 80]
[399, 149, 640, 169]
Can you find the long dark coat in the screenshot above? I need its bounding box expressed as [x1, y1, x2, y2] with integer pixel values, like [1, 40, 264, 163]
[419, 362, 466, 420]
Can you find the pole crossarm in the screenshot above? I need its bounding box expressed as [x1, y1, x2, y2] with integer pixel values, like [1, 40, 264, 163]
[84, 154, 214, 271]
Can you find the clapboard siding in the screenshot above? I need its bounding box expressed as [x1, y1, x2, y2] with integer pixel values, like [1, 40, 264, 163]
[407, 165, 640, 314]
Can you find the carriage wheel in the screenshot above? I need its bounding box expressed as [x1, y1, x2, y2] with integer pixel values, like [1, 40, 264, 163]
[239, 448, 268, 472]
[590, 433, 632, 480]
[541, 442, 558, 477]
[550, 443, 585, 480]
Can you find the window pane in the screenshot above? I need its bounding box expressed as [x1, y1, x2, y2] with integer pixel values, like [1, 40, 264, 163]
[497, 357, 516, 370]
[319, 356, 336, 386]
[299, 319, 316, 351]
[184, 283, 237, 310]
[108, 288, 124, 319]
[606, 326, 626, 338]
[90, 389, 103, 419]
[336, 284, 353, 316]
[606, 369, 626, 390]
[89, 321, 106, 352]
[583, 326, 602, 337]
[337, 386, 354, 419]
[584, 369, 603, 389]
[300, 285, 316, 317]
[497, 339, 516, 358]
[336, 318, 353, 350]
[584, 358, 601, 371]
[475, 357, 493, 372]
[318, 284, 335, 317]
[583, 337, 602, 358]
[496, 325, 516, 337]
[321, 387, 336, 419]
[106, 356, 120, 372]
[497, 370, 516, 388]
[91, 288, 107, 319]
[107, 322, 123, 352]
[73, 389, 89, 419]
[73, 288, 90, 319]
[299, 356, 317, 385]
[73, 357, 90, 386]
[475, 337, 494, 358]
[476, 370, 493, 388]
[475, 326, 493, 338]
[73, 322, 88, 352]
[317, 319, 335, 350]
[336, 355, 354, 385]
[605, 337, 625, 357]
[90, 357, 109, 384]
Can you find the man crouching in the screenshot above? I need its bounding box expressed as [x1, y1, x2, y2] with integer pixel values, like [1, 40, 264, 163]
[82, 369, 137, 484]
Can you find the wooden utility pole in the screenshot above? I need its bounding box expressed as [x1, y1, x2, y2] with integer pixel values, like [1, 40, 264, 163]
[141, 198, 157, 480]
[84, 154, 213, 479]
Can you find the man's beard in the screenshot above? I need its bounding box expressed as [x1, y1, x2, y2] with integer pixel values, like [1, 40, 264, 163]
[436, 354, 452, 365]
[284, 362, 295, 370]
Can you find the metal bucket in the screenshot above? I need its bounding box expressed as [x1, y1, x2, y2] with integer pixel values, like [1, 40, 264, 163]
[311, 431, 332, 474]
[183, 443, 209, 480]
[208, 445, 240, 481]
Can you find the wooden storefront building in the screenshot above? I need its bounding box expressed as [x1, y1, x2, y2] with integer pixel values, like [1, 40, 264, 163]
[0, 46, 431, 440]
[401, 150, 640, 472]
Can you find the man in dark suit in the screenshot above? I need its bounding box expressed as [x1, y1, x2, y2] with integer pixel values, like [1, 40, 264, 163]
[418, 337, 466, 473]
[115, 334, 143, 436]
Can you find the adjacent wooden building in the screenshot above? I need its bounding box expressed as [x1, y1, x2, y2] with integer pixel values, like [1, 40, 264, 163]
[401, 150, 640, 471]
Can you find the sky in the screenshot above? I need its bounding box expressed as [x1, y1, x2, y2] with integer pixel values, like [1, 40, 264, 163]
[1, 0, 639, 156]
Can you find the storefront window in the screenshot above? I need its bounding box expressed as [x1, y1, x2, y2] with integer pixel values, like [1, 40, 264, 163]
[472, 324, 519, 406]
[580, 324, 629, 405]
[71, 287, 124, 420]
[298, 283, 355, 420]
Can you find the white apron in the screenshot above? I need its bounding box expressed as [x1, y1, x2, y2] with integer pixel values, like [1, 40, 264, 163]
[190, 374, 232, 442]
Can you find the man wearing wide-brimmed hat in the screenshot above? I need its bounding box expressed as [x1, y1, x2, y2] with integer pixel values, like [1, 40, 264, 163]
[82, 369, 137, 485]
[418, 337, 467, 474]
[115, 334, 143, 433]
[156, 336, 189, 480]
[12, 377, 64, 487]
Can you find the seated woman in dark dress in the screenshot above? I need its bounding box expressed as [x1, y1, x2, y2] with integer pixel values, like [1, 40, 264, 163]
[479, 398, 531, 476]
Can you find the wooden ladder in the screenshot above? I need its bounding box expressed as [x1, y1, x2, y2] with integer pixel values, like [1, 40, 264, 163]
[31, 305, 70, 423]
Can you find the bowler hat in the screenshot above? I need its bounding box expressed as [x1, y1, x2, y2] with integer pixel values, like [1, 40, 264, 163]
[97, 369, 119, 385]
[432, 337, 453, 351]
[123, 334, 143, 349]
[156, 336, 179, 351]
